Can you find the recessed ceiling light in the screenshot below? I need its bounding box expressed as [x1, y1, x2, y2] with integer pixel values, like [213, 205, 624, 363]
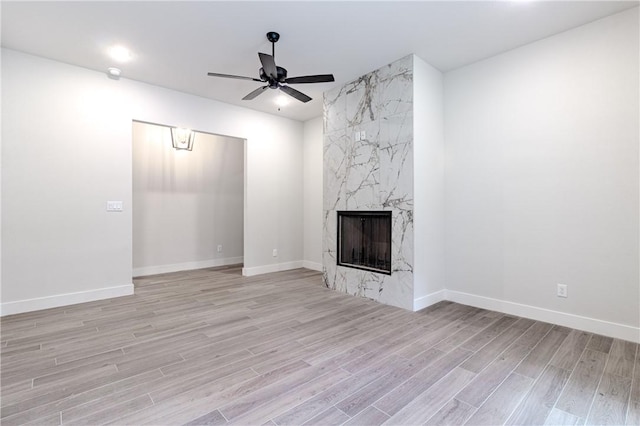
[108, 45, 133, 63]
[107, 67, 121, 78]
[275, 95, 290, 107]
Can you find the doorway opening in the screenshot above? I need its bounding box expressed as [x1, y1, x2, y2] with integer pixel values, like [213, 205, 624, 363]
[132, 120, 245, 277]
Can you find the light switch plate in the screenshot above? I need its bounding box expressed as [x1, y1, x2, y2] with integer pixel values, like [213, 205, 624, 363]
[106, 201, 123, 212]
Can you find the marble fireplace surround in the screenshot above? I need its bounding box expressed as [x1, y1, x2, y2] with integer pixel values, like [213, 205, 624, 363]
[323, 55, 415, 310]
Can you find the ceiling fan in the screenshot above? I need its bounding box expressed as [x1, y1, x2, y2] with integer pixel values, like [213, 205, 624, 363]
[207, 32, 335, 103]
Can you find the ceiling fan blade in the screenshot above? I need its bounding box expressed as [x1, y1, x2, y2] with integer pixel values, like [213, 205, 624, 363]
[285, 74, 335, 84]
[280, 85, 312, 103]
[207, 72, 262, 82]
[242, 86, 269, 100]
[258, 53, 278, 79]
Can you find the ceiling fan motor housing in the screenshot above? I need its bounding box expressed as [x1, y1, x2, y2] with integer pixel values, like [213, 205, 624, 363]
[259, 66, 288, 86]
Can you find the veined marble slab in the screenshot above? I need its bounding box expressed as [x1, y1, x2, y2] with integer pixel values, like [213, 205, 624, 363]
[323, 55, 415, 310]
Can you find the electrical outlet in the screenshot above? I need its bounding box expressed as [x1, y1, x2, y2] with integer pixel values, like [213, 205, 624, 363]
[272, 249, 278, 257]
[217, 245, 223, 253]
[354, 131, 361, 142]
[360, 130, 366, 140]
[557, 283, 568, 298]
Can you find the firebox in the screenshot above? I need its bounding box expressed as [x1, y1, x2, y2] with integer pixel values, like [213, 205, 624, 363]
[337, 211, 392, 274]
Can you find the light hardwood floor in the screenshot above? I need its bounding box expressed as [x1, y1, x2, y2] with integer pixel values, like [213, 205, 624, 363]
[1, 266, 638, 425]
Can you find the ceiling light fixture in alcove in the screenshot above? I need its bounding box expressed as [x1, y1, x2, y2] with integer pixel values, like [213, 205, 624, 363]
[171, 127, 196, 151]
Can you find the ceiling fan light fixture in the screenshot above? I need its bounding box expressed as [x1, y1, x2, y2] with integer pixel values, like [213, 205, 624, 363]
[275, 95, 290, 107]
[171, 127, 195, 151]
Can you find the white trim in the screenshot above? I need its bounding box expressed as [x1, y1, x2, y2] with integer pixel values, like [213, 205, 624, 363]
[445, 290, 640, 343]
[302, 261, 323, 272]
[133, 257, 244, 277]
[413, 289, 447, 311]
[0, 284, 134, 317]
[242, 261, 304, 277]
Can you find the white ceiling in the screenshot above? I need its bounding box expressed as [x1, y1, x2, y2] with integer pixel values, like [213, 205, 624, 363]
[2, 1, 638, 121]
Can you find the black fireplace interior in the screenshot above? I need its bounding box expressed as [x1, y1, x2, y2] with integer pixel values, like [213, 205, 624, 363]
[337, 211, 392, 274]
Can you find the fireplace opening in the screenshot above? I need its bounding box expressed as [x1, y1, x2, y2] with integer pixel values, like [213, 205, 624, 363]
[337, 211, 392, 274]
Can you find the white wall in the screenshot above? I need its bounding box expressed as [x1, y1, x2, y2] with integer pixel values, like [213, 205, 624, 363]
[1, 48, 304, 314]
[132, 122, 244, 276]
[412, 55, 446, 310]
[444, 8, 639, 340]
[2, 49, 134, 313]
[302, 117, 323, 271]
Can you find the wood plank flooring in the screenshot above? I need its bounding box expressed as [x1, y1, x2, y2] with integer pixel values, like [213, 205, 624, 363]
[1, 266, 639, 425]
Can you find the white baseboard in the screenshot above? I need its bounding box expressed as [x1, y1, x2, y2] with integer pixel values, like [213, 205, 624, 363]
[242, 261, 304, 277]
[133, 257, 244, 277]
[445, 290, 640, 343]
[413, 289, 446, 311]
[302, 261, 323, 272]
[0, 284, 134, 317]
